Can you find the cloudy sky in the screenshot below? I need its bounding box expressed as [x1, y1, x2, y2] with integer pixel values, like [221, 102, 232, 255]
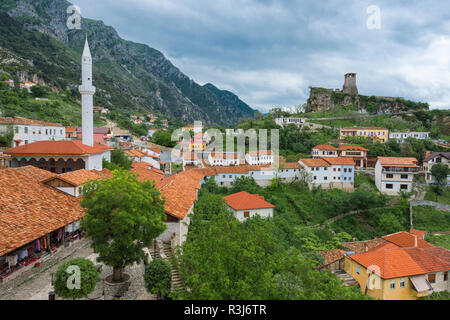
[71, 0, 450, 112]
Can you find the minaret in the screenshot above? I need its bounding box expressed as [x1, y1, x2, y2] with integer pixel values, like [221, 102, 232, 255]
[79, 34, 95, 147]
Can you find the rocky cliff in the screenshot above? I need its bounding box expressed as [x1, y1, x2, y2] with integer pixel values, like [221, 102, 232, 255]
[0, 0, 255, 125]
[307, 87, 429, 114]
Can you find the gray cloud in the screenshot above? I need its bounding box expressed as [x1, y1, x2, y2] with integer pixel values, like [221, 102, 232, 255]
[71, 0, 450, 112]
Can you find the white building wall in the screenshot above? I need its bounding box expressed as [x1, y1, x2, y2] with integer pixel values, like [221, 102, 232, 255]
[0, 124, 66, 147]
[232, 208, 274, 222]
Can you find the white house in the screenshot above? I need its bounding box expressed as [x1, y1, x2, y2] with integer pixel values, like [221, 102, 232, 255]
[223, 191, 275, 222]
[275, 117, 306, 128]
[422, 152, 450, 185]
[208, 152, 241, 166]
[125, 149, 161, 170]
[245, 150, 274, 165]
[389, 131, 430, 143]
[311, 145, 338, 158]
[337, 146, 369, 169]
[298, 157, 355, 191]
[3, 140, 112, 173]
[0, 117, 66, 147]
[375, 157, 420, 195]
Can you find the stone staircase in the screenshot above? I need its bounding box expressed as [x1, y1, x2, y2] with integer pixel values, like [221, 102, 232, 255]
[332, 270, 358, 286]
[150, 241, 185, 292]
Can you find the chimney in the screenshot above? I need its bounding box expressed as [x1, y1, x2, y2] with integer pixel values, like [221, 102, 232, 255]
[364, 243, 368, 252]
[414, 235, 418, 248]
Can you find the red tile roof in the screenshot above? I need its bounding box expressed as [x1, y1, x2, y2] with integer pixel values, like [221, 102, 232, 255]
[382, 231, 434, 248]
[0, 117, 64, 127]
[0, 166, 85, 256]
[313, 145, 337, 151]
[342, 238, 388, 254]
[348, 247, 450, 279]
[223, 191, 275, 210]
[323, 157, 355, 166]
[41, 169, 111, 187]
[410, 229, 427, 240]
[299, 158, 330, 167]
[131, 162, 165, 183]
[316, 249, 346, 267]
[377, 157, 418, 167]
[3, 140, 111, 156]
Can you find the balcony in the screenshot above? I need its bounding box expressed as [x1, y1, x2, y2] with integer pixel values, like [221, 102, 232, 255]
[382, 167, 420, 173]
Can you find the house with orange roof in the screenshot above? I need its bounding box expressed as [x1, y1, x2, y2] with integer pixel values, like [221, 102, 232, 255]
[337, 145, 368, 169]
[3, 140, 112, 173]
[0, 167, 87, 283]
[223, 191, 275, 222]
[65, 126, 77, 139]
[375, 157, 420, 195]
[125, 148, 161, 170]
[311, 145, 338, 158]
[298, 157, 355, 191]
[0, 116, 65, 147]
[343, 243, 449, 299]
[245, 150, 274, 165]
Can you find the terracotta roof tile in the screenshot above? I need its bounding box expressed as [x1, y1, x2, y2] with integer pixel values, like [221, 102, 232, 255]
[316, 249, 346, 266]
[410, 229, 427, 240]
[131, 162, 165, 183]
[41, 169, 111, 187]
[382, 231, 434, 248]
[0, 166, 84, 256]
[313, 145, 337, 151]
[299, 158, 330, 167]
[323, 157, 355, 166]
[223, 191, 275, 210]
[377, 157, 418, 167]
[349, 247, 450, 279]
[342, 238, 388, 254]
[3, 140, 111, 156]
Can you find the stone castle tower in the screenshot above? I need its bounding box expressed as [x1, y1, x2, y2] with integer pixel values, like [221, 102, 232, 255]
[342, 73, 358, 95]
[79, 35, 95, 147]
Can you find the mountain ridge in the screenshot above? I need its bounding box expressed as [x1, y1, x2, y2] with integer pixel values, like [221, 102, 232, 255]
[0, 0, 256, 126]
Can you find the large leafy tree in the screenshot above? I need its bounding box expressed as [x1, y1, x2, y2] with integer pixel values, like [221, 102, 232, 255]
[53, 258, 99, 299]
[431, 162, 450, 189]
[177, 211, 366, 300]
[81, 170, 167, 282]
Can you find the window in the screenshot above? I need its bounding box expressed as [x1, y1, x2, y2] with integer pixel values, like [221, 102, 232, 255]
[324, 167, 327, 171]
[324, 177, 327, 181]
[400, 184, 408, 190]
[244, 211, 250, 218]
[401, 174, 408, 179]
[14, 127, 18, 133]
[313, 176, 317, 180]
[344, 168, 347, 173]
[338, 168, 341, 172]
[333, 168, 336, 172]
[428, 274, 436, 283]
[444, 272, 448, 281]
[400, 278, 406, 288]
[349, 169, 352, 173]
[386, 174, 393, 178]
[344, 177, 347, 180]
[25, 140, 28, 144]
[386, 184, 393, 189]
[356, 265, 360, 274]
[390, 280, 396, 290]
[24, 127, 28, 134]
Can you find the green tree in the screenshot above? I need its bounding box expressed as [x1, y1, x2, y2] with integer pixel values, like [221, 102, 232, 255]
[430, 162, 450, 189]
[53, 258, 99, 299]
[103, 149, 133, 170]
[144, 258, 172, 299]
[81, 170, 167, 282]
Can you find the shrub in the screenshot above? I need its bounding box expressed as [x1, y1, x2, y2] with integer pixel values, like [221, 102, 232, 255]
[144, 258, 172, 298]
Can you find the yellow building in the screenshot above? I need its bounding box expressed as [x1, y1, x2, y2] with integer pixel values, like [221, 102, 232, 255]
[344, 238, 449, 300]
[340, 127, 389, 143]
[189, 140, 206, 152]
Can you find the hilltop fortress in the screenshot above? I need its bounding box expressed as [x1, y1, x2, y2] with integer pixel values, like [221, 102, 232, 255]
[306, 73, 428, 114]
